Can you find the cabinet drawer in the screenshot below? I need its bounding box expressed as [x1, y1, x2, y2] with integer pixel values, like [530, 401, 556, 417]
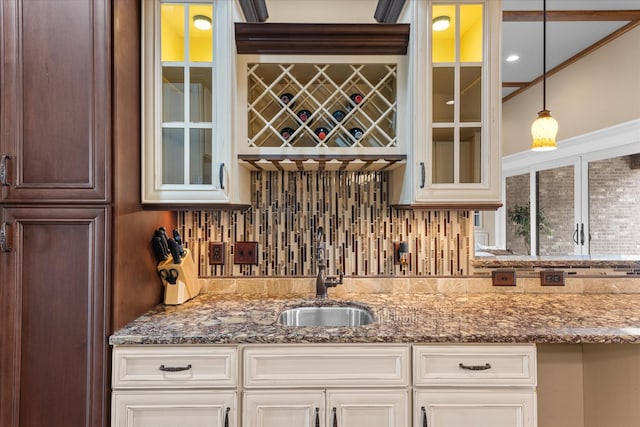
[112, 346, 237, 389]
[413, 345, 536, 387]
[244, 344, 410, 388]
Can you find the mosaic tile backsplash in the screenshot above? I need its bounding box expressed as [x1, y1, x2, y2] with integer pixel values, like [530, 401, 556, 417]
[179, 171, 472, 277]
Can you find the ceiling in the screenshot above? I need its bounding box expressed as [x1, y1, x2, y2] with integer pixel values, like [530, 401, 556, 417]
[501, 0, 640, 99]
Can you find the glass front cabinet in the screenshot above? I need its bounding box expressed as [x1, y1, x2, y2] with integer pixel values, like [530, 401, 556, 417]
[391, 0, 502, 207]
[142, 0, 250, 205]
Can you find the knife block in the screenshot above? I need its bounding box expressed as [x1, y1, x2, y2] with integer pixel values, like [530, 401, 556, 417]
[156, 248, 201, 305]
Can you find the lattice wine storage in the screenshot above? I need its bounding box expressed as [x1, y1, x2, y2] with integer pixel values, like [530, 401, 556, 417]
[246, 63, 398, 150]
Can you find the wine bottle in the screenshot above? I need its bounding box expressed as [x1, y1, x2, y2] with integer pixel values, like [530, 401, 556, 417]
[280, 127, 295, 140]
[349, 127, 364, 140]
[297, 109, 313, 124]
[349, 93, 364, 106]
[314, 127, 329, 141]
[332, 110, 346, 122]
[279, 92, 296, 108]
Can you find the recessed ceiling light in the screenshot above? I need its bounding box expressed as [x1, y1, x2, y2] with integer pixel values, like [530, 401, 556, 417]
[432, 16, 451, 32]
[193, 15, 212, 31]
[506, 54, 520, 62]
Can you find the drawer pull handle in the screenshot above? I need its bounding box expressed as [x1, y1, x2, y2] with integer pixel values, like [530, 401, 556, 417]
[421, 406, 427, 427]
[0, 154, 10, 186]
[224, 407, 230, 427]
[219, 163, 225, 190]
[158, 364, 192, 372]
[315, 408, 320, 427]
[459, 362, 492, 371]
[332, 407, 337, 427]
[419, 162, 426, 188]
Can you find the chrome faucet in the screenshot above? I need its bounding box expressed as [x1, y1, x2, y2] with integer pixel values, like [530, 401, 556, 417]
[316, 227, 343, 298]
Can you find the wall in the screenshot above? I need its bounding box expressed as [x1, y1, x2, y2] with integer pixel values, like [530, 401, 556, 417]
[180, 171, 473, 277]
[502, 26, 640, 156]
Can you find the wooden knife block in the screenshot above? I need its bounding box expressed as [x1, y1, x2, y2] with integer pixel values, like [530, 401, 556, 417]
[156, 248, 201, 305]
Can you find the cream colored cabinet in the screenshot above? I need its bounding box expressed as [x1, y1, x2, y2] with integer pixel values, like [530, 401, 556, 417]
[112, 391, 236, 427]
[141, 0, 250, 205]
[242, 345, 410, 427]
[413, 345, 537, 427]
[111, 345, 238, 427]
[392, 0, 502, 207]
[243, 389, 408, 427]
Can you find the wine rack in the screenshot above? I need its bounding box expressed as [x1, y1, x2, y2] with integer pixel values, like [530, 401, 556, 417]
[238, 59, 405, 171]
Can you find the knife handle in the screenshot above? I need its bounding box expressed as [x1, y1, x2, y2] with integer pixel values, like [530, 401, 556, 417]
[152, 236, 168, 262]
[168, 238, 182, 264]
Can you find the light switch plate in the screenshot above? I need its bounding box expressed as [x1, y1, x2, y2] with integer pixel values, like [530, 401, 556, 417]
[234, 241, 258, 265]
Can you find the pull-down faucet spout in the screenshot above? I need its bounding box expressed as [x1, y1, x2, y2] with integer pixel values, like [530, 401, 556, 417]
[315, 227, 343, 298]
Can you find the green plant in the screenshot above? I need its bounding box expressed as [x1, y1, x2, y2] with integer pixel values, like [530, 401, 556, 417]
[507, 203, 551, 254]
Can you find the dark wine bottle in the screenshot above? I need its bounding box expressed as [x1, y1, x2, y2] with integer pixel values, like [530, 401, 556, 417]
[332, 110, 346, 122]
[349, 127, 364, 140]
[297, 109, 313, 124]
[349, 93, 364, 106]
[314, 127, 329, 141]
[279, 92, 296, 108]
[280, 127, 295, 140]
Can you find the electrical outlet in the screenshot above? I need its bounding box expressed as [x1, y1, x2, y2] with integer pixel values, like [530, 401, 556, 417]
[234, 241, 258, 265]
[492, 270, 516, 286]
[540, 270, 565, 286]
[209, 242, 225, 265]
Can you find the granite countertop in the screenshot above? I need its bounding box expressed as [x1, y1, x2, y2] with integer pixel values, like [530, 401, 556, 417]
[109, 292, 640, 345]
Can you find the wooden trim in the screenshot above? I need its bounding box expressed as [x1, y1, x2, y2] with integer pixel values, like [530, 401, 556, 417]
[504, 10, 640, 22]
[503, 20, 640, 103]
[374, 0, 407, 23]
[238, 0, 268, 23]
[235, 23, 410, 55]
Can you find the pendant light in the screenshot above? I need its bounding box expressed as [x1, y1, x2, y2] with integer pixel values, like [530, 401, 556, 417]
[530, 0, 558, 151]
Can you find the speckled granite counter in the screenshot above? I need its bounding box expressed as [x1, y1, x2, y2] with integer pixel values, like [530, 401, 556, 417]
[109, 293, 640, 345]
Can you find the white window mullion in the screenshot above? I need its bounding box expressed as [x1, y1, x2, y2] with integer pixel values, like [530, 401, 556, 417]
[529, 170, 538, 256]
[183, 5, 191, 185]
[579, 157, 590, 255]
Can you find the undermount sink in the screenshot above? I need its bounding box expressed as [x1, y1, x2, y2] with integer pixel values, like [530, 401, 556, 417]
[277, 306, 375, 327]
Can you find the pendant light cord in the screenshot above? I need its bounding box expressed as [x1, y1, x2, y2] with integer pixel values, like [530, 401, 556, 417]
[542, 0, 547, 110]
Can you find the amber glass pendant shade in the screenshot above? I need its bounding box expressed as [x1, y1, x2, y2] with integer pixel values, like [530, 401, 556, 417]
[531, 109, 558, 151]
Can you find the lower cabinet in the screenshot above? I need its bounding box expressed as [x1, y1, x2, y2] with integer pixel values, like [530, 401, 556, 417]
[243, 389, 408, 427]
[415, 389, 537, 427]
[111, 343, 537, 427]
[112, 390, 236, 427]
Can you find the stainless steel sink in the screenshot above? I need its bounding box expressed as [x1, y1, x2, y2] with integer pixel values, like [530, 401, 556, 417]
[277, 306, 375, 327]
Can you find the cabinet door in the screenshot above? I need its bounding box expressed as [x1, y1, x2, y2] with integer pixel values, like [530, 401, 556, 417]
[140, 0, 249, 205]
[112, 391, 236, 427]
[0, 207, 108, 427]
[415, 389, 537, 427]
[243, 390, 325, 427]
[327, 389, 408, 427]
[0, 0, 110, 203]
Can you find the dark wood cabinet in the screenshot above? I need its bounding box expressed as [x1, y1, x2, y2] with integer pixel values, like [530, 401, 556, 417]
[0, 1, 112, 426]
[0, 207, 109, 427]
[0, 0, 110, 203]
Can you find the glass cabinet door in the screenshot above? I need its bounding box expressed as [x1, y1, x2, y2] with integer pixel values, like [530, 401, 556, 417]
[431, 3, 484, 186]
[160, 2, 214, 186]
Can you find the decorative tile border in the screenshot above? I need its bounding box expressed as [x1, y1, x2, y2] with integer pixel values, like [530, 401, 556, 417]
[179, 171, 472, 277]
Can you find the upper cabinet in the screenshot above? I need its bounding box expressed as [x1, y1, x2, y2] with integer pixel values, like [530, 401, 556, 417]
[0, 0, 110, 203]
[141, 0, 250, 206]
[392, 0, 502, 208]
